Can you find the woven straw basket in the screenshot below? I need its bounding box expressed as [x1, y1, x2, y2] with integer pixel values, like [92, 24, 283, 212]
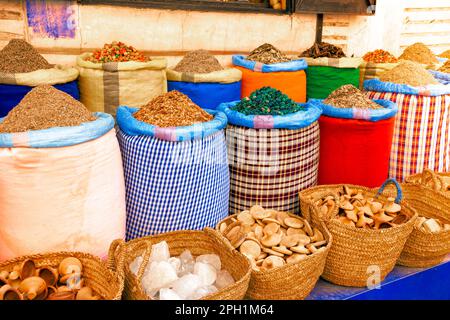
[301, 179, 418, 287]
[119, 228, 251, 300]
[216, 212, 332, 300]
[397, 170, 450, 267]
[0, 241, 126, 300]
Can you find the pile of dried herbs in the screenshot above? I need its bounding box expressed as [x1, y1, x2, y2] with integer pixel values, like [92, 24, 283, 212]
[232, 87, 303, 116]
[300, 42, 346, 59]
[173, 50, 224, 73]
[134, 90, 213, 127]
[323, 85, 382, 109]
[246, 43, 292, 64]
[0, 39, 52, 73]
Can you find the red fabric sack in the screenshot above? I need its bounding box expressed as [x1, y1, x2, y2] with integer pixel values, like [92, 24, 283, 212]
[318, 115, 395, 187]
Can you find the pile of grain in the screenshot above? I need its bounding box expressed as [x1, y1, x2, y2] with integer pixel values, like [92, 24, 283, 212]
[439, 60, 450, 74]
[300, 42, 346, 58]
[0, 39, 52, 74]
[323, 84, 382, 109]
[439, 50, 450, 59]
[246, 43, 292, 64]
[134, 90, 213, 127]
[173, 50, 224, 73]
[0, 85, 95, 133]
[399, 42, 438, 65]
[379, 60, 438, 86]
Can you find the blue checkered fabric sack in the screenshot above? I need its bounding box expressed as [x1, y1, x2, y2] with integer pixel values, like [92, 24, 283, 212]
[117, 129, 230, 240]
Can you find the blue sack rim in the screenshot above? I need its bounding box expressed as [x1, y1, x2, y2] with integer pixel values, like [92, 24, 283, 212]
[0, 112, 114, 148]
[363, 78, 450, 96]
[217, 100, 321, 129]
[232, 55, 308, 73]
[116, 106, 227, 141]
[308, 98, 398, 122]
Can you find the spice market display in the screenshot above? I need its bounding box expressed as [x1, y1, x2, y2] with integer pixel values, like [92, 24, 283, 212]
[0, 0, 450, 303]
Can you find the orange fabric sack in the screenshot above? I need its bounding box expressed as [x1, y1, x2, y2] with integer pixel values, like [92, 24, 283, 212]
[235, 66, 307, 103]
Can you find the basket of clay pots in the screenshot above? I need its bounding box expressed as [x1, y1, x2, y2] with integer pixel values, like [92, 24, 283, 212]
[216, 205, 332, 300]
[304, 179, 418, 287]
[0, 241, 125, 300]
[396, 170, 450, 267]
[117, 228, 251, 300]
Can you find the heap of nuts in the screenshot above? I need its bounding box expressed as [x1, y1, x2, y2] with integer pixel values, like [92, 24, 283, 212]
[415, 217, 450, 233]
[0, 257, 100, 300]
[218, 205, 327, 272]
[314, 186, 409, 230]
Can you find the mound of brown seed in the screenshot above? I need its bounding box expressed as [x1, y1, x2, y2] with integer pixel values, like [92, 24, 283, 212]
[0, 85, 95, 133]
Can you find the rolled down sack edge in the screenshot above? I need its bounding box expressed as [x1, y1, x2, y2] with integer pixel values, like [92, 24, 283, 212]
[308, 98, 398, 122]
[0, 112, 115, 148]
[0, 66, 79, 86]
[217, 101, 322, 129]
[363, 78, 450, 96]
[116, 106, 227, 142]
[166, 68, 242, 84]
[232, 55, 308, 73]
[77, 53, 167, 71]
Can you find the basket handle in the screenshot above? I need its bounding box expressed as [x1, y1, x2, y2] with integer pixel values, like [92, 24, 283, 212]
[107, 239, 126, 300]
[134, 241, 153, 283]
[420, 169, 444, 191]
[376, 178, 402, 203]
[204, 227, 236, 252]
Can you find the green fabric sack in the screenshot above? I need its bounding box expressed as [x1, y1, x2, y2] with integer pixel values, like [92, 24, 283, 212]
[306, 66, 360, 99]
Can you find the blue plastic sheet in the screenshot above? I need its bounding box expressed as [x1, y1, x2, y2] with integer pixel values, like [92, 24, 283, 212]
[0, 112, 114, 148]
[167, 81, 241, 110]
[308, 98, 398, 122]
[0, 80, 80, 118]
[429, 70, 450, 85]
[116, 106, 227, 141]
[364, 78, 450, 96]
[232, 55, 308, 73]
[218, 101, 321, 129]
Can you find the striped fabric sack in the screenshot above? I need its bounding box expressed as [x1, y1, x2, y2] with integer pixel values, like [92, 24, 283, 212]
[77, 53, 167, 117]
[219, 101, 322, 214]
[365, 79, 450, 182]
[116, 107, 230, 240]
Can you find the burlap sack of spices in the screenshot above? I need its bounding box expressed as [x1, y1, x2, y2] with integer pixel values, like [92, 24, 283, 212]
[77, 53, 167, 117]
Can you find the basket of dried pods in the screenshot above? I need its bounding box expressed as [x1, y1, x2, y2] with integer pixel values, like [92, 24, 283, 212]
[117, 228, 251, 300]
[397, 170, 450, 267]
[0, 241, 125, 300]
[303, 179, 418, 287]
[216, 205, 332, 300]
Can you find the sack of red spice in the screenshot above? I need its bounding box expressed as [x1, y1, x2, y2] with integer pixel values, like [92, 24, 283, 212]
[77, 41, 167, 117]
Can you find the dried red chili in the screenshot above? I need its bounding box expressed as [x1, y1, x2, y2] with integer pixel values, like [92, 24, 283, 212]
[86, 41, 150, 63]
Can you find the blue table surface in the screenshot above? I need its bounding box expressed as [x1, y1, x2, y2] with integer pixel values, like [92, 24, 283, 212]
[308, 254, 450, 300]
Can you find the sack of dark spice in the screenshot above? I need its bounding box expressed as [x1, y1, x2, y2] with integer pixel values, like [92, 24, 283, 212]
[300, 43, 362, 99]
[231, 87, 303, 116]
[0, 39, 80, 118]
[246, 43, 293, 65]
[300, 42, 346, 59]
